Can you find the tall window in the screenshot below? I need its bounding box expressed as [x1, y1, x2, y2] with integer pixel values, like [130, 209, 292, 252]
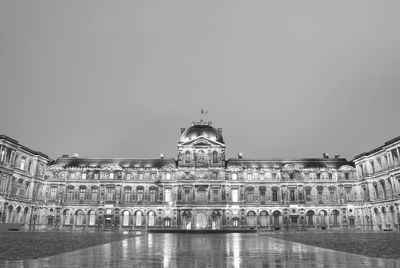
[64, 210, 71, 225]
[317, 187, 323, 201]
[89, 211, 96, 225]
[212, 189, 219, 201]
[50, 187, 57, 200]
[149, 189, 156, 202]
[329, 188, 335, 201]
[272, 189, 278, 202]
[76, 210, 84, 225]
[20, 157, 26, 170]
[197, 190, 207, 203]
[106, 187, 114, 201]
[231, 189, 239, 202]
[137, 188, 143, 202]
[148, 211, 155, 226]
[198, 151, 205, 163]
[305, 188, 311, 201]
[212, 151, 218, 163]
[79, 188, 86, 200]
[67, 187, 74, 200]
[122, 211, 130, 226]
[124, 188, 131, 201]
[185, 151, 191, 164]
[184, 189, 191, 202]
[247, 190, 254, 202]
[232, 174, 237, 180]
[259, 187, 266, 202]
[0, 148, 5, 162]
[165, 188, 171, 202]
[290, 189, 295, 201]
[91, 188, 98, 201]
[135, 211, 142, 226]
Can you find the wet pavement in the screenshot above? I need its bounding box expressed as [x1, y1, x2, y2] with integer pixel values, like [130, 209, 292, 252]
[2, 233, 400, 268]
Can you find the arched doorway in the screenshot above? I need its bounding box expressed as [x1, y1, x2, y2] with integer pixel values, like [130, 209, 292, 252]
[272, 211, 281, 228]
[196, 212, 207, 229]
[307, 210, 315, 227]
[183, 210, 192, 230]
[260, 211, 268, 227]
[211, 210, 220, 230]
[247, 211, 256, 228]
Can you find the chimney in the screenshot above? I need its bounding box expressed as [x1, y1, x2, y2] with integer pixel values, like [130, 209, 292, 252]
[160, 153, 164, 159]
[72, 153, 80, 158]
[334, 155, 340, 159]
[217, 128, 222, 134]
[323, 153, 329, 159]
[238, 152, 243, 159]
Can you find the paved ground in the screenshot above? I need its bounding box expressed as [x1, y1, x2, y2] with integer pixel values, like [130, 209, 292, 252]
[0, 231, 139, 260]
[1, 233, 399, 268]
[265, 231, 400, 259]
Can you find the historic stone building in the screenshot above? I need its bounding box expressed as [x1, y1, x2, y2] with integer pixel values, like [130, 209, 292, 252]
[1, 121, 399, 231]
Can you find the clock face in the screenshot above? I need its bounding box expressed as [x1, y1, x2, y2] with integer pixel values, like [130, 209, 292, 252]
[106, 209, 112, 214]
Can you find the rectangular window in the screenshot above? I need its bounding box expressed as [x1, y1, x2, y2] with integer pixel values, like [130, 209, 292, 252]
[150, 189, 156, 202]
[91, 188, 98, 201]
[67, 188, 74, 200]
[197, 190, 207, 202]
[20, 157, 26, 170]
[184, 189, 191, 202]
[124, 188, 131, 201]
[165, 188, 171, 202]
[259, 188, 266, 202]
[345, 173, 350, 180]
[106, 187, 114, 201]
[232, 174, 237, 180]
[50, 187, 57, 200]
[79, 188, 85, 200]
[231, 189, 239, 202]
[137, 189, 143, 202]
[306, 189, 311, 201]
[328, 173, 333, 180]
[247, 191, 254, 202]
[290, 189, 295, 201]
[272, 189, 278, 202]
[213, 189, 219, 201]
[82, 173, 87, 180]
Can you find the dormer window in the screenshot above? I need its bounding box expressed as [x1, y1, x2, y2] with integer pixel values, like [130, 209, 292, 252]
[20, 157, 26, 170]
[184, 151, 191, 164]
[212, 151, 218, 163]
[232, 173, 237, 180]
[198, 151, 205, 163]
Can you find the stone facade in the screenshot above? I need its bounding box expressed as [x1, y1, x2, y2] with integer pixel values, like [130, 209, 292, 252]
[1, 121, 399, 231]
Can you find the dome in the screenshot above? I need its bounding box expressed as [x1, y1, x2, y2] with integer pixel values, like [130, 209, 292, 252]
[180, 122, 224, 144]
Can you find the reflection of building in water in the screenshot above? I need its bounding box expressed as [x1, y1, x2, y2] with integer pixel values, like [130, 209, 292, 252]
[1, 121, 400, 231]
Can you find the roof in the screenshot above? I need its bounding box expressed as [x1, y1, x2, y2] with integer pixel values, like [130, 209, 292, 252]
[227, 158, 353, 169]
[180, 121, 224, 144]
[52, 157, 177, 169]
[0, 135, 50, 159]
[354, 135, 400, 160]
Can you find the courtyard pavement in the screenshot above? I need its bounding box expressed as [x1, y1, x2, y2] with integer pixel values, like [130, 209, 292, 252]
[1, 232, 400, 268]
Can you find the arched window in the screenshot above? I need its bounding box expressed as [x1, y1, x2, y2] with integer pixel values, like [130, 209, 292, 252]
[184, 151, 191, 164]
[212, 151, 218, 163]
[76, 210, 84, 226]
[148, 211, 155, 226]
[135, 211, 142, 226]
[63, 209, 71, 225]
[89, 210, 96, 226]
[122, 211, 130, 226]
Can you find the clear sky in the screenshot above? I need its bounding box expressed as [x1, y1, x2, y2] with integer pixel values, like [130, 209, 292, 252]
[1, 1, 400, 161]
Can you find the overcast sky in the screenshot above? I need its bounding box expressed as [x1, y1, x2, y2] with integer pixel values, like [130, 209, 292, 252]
[1, 1, 400, 161]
